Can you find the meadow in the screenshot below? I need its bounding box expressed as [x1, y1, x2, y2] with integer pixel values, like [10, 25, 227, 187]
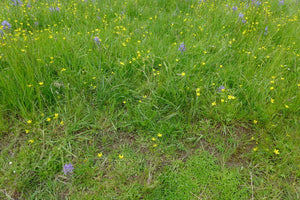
[0, 0, 299, 199]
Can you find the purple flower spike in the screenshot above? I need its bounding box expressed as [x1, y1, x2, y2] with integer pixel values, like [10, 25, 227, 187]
[94, 37, 100, 44]
[2, 21, 11, 30]
[178, 42, 186, 52]
[242, 19, 247, 23]
[278, 0, 284, 5]
[232, 6, 237, 11]
[63, 163, 74, 175]
[239, 13, 244, 18]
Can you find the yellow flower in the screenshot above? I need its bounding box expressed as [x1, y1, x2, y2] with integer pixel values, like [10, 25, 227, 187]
[61, 68, 66, 72]
[39, 82, 44, 86]
[271, 98, 275, 103]
[123, 101, 126, 104]
[219, 65, 223, 68]
[253, 120, 258, 124]
[120, 62, 125, 66]
[211, 102, 216, 106]
[97, 153, 103, 158]
[273, 149, 280, 155]
[27, 120, 32, 124]
[285, 105, 289, 108]
[27, 84, 33, 87]
[181, 72, 186, 76]
[25, 130, 30, 133]
[196, 92, 200, 96]
[53, 113, 59, 119]
[60, 121, 64, 125]
[270, 87, 274, 90]
[157, 133, 162, 137]
[153, 144, 157, 147]
[118, 154, 124, 159]
[253, 147, 258, 151]
[151, 137, 156, 141]
[28, 139, 34, 143]
[228, 95, 236, 100]
[221, 99, 224, 102]
[46, 118, 51, 122]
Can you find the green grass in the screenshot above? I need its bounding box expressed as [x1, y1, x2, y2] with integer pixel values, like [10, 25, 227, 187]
[0, 0, 299, 199]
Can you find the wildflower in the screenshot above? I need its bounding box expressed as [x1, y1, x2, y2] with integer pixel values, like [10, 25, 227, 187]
[61, 68, 66, 72]
[151, 137, 156, 141]
[97, 153, 103, 158]
[232, 6, 237, 11]
[39, 82, 44, 86]
[181, 72, 186, 76]
[253, 147, 258, 151]
[157, 133, 162, 137]
[25, 129, 30, 133]
[2, 21, 11, 30]
[253, 120, 258, 124]
[118, 154, 124, 159]
[264, 26, 268, 35]
[60, 121, 64, 125]
[56, 7, 60, 11]
[278, 0, 284, 5]
[94, 37, 100, 44]
[46, 118, 51, 122]
[153, 144, 157, 147]
[53, 113, 59, 119]
[27, 120, 32, 124]
[228, 95, 236, 100]
[211, 102, 216, 106]
[271, 98, 275, 103]
[178, 42, 186, 52]
[218, 86, 225, 92]
[273, 149, 280, 155]
[28, 139, 34, 143]
[242, 19, 247, 23]
[285, 105, 289, 108]
[239, 13, 244, 18]
[63, 163, 74, 175]
[255, 1, 262, 6]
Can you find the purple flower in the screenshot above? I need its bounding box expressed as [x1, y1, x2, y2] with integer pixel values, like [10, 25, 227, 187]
[178, 42, 186, 52]
[256, 1, 261, 6]
[278, 0, 284, 5]
[27, 4, 31, 8]
[264, 26, 268, 35]
[242, 19, 247, 23]
[49, 7, 54, 12]
[13, 0, 23, 6]
[63, 163, 74, 175]
[94, 37, 100, 44]
[232, 6, 237, 11]
[2, 21, 11, 30]
[56, 7, 60, 11]
[218, 86, 225, 92]
[34, 21, 39, 26]
[239, 13, 244, 18]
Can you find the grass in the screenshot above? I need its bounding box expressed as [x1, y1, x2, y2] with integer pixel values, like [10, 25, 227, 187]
[0, 0, 299, 199]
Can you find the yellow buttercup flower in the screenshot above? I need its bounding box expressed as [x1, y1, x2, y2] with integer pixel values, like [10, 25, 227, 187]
[157, 133, 162, 137]
[273, 149, 280, 155]
[118, 154, 124, 159]
[97, 153, 103, 158]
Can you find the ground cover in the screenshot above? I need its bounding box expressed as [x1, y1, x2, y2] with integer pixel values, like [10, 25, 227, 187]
[0, 0, 299, 199]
